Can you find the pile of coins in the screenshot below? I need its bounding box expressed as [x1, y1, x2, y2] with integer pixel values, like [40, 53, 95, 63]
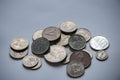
[9, 21, 109, 78]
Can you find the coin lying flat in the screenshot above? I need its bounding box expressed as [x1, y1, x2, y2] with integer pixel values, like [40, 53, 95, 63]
[90, 36, 109, 50]
[31, 37, 50, 55]
[96, 51, 108, 61]
[75, 28, 91, 42]
[10, 37, 29, 51]
[32, 29, 43, 40]
[59, 21, 77, 33]
[83, 49, 93, 59]
[67, 60, 85, 78]
[44, 45, 67, 63]
[42, 26, 61, 41]
[68, 34, 86, 50]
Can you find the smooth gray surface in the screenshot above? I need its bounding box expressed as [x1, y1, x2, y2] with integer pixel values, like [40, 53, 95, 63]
[0, 0, 120, 80]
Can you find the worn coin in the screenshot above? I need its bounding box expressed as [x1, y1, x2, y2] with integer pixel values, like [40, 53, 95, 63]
[44, 45, 67, 63]
[59, 21, 77, 33]
[32, 29, 43, 40]
[67, 60, 85, 78]
[90, 36, 109, 50]
[75, 28, 91, 41]
[68, 34, 86, 50]
[10, 37, 29, 51]
[31, 37, 50, 55]
[42, 26, 61, 41]
[83, 49, 93, 59]
[96, 50, 108, 61]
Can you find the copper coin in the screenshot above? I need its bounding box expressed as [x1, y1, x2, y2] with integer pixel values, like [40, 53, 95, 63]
[42, 26, 61, 41]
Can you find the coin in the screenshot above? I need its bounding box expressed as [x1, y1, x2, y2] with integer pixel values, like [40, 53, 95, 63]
[70, 51, 91, 68]
[32, 29, 43, 40]
[59, 21, 77, 33]
[44, 45, 67, 63]
[90, 36, 109, 50]
[10, 37, 29, 51]
[67, 60, 85, 78]
[96, 50, 108, 61]
[31, 37, 50, 55]
[83, 49, 93, 59]
[75, 28, 91, 41]
[68, 34, 86, 50]
[42, 26, 61, 41]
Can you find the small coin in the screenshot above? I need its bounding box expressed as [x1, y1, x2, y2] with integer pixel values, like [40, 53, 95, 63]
[32, 29, 43, 40]
[67, 60, 85, 78]
[68, 34, 86, 50]
[83, 49, 93, 59]
[96, 50, 108, 61]
[90, 36, 109, 50]
[75, 28, 91, 41]
[42, 26, 61, 41]
[59, 21, 77, 33]
[9, 48, 28, 59]
[44, 45, 67, 63]
[70, 51, 91, 68]
[31, 37, 50, 55]
[10, 37, 29, 51]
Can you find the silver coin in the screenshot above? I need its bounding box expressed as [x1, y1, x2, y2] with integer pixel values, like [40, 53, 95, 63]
[10, 37, 29, 51]
[32, 29, 43, 40]
[83, 49, 93, 59]
[75, 28, 91, 41]
[44, 45, 67, 63]
[90, 36, 109, 50]
[96, 50, 108, 61]
[59, 21, 77, 33]
[9, 48, 28, 59]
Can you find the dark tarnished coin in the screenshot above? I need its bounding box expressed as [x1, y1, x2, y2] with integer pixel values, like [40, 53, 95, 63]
[42, 26, 61, 41]
[70, 51, 91, 68]
[68, 34, 86, 50]
[67, 60, 85, 78]
[31, 37, 50, 55]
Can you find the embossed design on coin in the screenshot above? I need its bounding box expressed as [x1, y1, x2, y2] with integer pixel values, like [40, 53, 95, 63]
[90, 36, 109, 50]
[44, 45, 67, 63]
[83, 49, 93, 59]
[32, 29, 43, 40]
[96, 51, 108, 61]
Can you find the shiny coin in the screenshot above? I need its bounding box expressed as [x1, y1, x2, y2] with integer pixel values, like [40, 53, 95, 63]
[68, 34, 86, 50]
[31, 37, 50, 55]
[75, 28, 91, 41]
[32, 29, 43, 40]
[42, 26, 61, 41]
[83, 49, 93, 59]
[90, 36, 109, 50]
[10, 37, 29, 51]
[70, 51, 91, 68]
[96, 50, 108, 61]
[67, 60, 85, 78]
[44, 45, 67, 63]
[59, 21, 77, 33]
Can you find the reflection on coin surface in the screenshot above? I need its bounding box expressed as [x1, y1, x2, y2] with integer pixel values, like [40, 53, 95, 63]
[96, 51, 108, 61]
[42, 26, 61, 41]
[75, 28, 91, 41]
[59, 21, 77, 33]
[10, 37, 29, 51]
[67, 61, 85, 78]
[90, 36, 109, 50]
[32, 29, 43, 40]
[31, 37, 50, 55]
[44, 45, 67, 63]
[68, 34, 86, 50]
[83, 49, 93, 59]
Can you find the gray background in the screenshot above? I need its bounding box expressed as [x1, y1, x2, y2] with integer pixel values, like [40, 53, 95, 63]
[0, 0, 120, 80]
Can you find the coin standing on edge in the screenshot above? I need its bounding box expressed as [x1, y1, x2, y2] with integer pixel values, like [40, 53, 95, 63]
[32, 29, 43, 40]
[96, 50, 108, 61]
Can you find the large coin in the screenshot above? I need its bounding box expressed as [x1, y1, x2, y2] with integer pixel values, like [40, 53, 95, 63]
[31, 37, 50, 55]
[83, 49, 93, 59]
[90, 36, 109, 50]
[70, 51, 91, 68]
[59, 21, 77, 33]
[32, 29, 43, 40]
[44, 45, 67, 63]
[96, 50, 108, 61]
[67, 60, 85, 78]
[68, 34, 86, 50]
[10, 37, 29, 51]
[75, 28, 91, 41]
[42, 26, 61, 41]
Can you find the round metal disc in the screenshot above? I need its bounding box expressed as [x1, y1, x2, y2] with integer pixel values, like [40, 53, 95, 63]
[96, 50, 108, 61]
[32, 29, 43, 40]
[83, 49, 93, 59]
